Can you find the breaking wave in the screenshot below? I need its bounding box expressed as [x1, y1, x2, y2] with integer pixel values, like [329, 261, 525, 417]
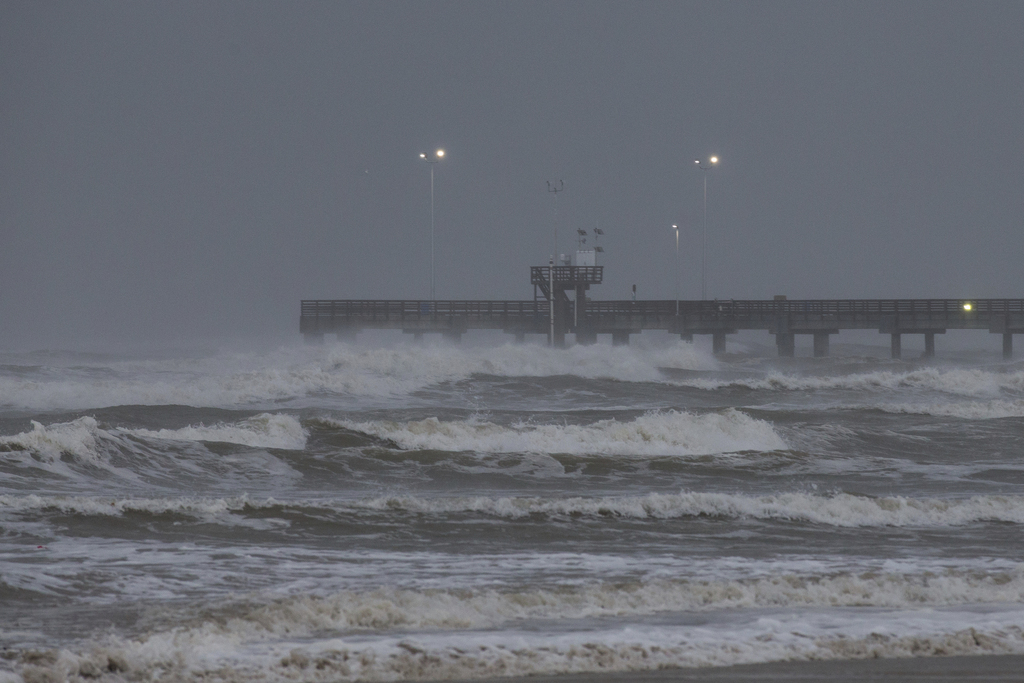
[0, 414, 305, 485]
[869, 399, 1024, 419]
[680, 367, 1024, 397]
[354, 491, 1024, 526]
[0, 414, 305, 460]
[124, 413, 307, 450]
[130, 565, 1024, 631]
[330, 409, 786, 456]
[0, 342, 717, 411]
[7, 491, 1024, 528]
[10, 584, 1024, 682]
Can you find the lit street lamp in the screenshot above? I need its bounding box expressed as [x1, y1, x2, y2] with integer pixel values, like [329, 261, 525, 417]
[694, 155, 718, 300]
[672, 224, 680, 316]
[419, 149, 445, 300]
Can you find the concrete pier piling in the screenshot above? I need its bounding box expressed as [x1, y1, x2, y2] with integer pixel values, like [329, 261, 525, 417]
[712, 332, 727, 354]
[775, 333, 795, 357]
[813, 332, 830, 358]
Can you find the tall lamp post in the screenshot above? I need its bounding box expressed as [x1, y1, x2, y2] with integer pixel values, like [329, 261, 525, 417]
[694, 156, 718, 300]
[420, 149, 445, 300]
[672, 224, 680, 316]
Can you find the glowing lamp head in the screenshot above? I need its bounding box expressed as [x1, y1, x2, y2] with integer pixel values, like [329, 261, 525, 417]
[710, 156, 718, 164]
[436, 149, 445, 158]
[694, 159, 700, 164]
[963, 302, 973, 311]
[419, 153, 426, 159]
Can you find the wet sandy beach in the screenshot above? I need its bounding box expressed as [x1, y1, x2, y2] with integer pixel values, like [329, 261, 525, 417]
[453, 654, 1024, 682]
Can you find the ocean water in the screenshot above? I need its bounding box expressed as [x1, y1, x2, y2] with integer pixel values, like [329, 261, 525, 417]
[2, 337, 1024, 681]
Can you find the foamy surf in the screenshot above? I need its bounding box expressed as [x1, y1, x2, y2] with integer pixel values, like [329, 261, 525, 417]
[0, 341, 717, 411]
[0, 415, 305, 488]
[330, 409, 786, 456]
[869, 399, 1024, 419]
[0, 413, 304, 458]
[127, 565, 1024, 633]
[8, 491, 1024, 528]
[676, 366, 1024, 397]
[125, 413, 307, 450]
[355, 491, 1024, 526]
[12, 603, 1024, 683]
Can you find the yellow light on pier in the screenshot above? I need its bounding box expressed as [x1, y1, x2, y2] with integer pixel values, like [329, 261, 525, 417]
[963, 303, 973, 311]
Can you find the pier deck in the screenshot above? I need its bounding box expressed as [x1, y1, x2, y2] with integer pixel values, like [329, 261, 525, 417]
[300, 298, 1024, 358]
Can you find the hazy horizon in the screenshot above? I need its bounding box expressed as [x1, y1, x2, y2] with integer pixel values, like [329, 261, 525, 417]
[3, 1, 1023, 350]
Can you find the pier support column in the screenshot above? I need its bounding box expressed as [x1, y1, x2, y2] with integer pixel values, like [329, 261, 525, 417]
[680, 332, 693, 343]
[442, 330, 463, 344]
[891, 333, 902, 360]
[303, 333, 324, 345]
[712, 332, 727, 355]
[775, 333, 795, 357]
[514, 331, 526, 344]
[1004, 333, 1013, 360]
[813, 332, 830, 358]
[576, 330, 597, 345]
[923, 333, 935, 359]
[612, 330, 630, 346]
[336, 328, 357, 343]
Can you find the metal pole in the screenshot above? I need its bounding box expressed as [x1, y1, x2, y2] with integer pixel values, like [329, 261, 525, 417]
[694, 156, 717, 300]
[673, 225, 680, 316]
[430, 164, 435, 301]
[548, 256, 555, 346]
[420, 149, 444, 301]
[702, 171, 707, 301]
[553, 192, 557, 258]
[547, 181, 564, 263]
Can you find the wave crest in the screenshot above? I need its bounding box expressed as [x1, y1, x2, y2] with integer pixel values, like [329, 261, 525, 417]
[681, 367, 1024, 397]
[331, 409, 786, 456]
[8, 491, 1024, 528]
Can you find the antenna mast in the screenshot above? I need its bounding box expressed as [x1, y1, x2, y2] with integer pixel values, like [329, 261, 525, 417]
[546, 180, 564, 259]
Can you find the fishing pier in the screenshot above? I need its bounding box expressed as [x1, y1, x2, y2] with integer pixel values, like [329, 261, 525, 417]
[301, 264, 1024, 359]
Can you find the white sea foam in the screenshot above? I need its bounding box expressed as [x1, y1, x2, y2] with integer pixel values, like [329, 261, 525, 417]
[869, 399, 1024, 419]
[681, 367, 1024, 397]
[7, 490, 1024, 528]
[0, 413, 303, 461]
[138, 565, 1024, 632]
[125, 413, 307, 450]
[0, 341, 716, 410]
[0, 494, 241, 518]
[0, 415, 304, 486]
[14, 600, 1024, 682]
[332, 409, 786, 456]
[0, 417, 145, 483]
[0, 417, 109, 464]
[355, 490, 1024, 526]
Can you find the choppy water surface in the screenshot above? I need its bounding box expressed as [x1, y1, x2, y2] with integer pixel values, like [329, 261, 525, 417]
[2, 339, 1024, 681]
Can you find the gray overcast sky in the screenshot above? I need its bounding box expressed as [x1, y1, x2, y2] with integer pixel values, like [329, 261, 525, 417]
[2, 1, 1023, 348]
